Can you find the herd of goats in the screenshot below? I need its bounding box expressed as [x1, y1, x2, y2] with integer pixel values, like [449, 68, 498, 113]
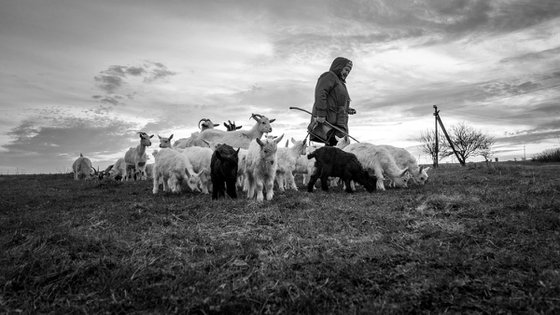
[72, 113, 431, 201]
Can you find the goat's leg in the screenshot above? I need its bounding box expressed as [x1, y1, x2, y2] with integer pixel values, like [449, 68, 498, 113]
[275, 173, 285, 192]
[246, 173, 255, 199]
[320, 175, 329, 191]
[226, 179, 237, 199]
[255, 179, 265, 202]
[162, 175, 170, 192]
[307, 168, 321, 192]
[319, 166, 331, 191]
[286, 171, 298, 190]
[265, 177, 274, 201]
[212, 179, 223, 200]
[372, 165, 386, 191]
[344, 178, 354, 193]
[152, 171, 160, 194]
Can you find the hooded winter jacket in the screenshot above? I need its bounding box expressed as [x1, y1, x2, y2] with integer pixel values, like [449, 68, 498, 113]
[308, 57, 352, 141]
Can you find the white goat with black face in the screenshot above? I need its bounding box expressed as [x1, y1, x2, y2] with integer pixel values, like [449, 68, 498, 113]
[124, 132, 154, 181]
[195, 113, 276, 149]
[245, 134, 284, 202]
[108, 158, 127, 181]
[173, 118, 219, 149]
[72, 153, 96, 180]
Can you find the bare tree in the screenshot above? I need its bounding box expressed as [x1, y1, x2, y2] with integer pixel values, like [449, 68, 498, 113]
[440, 122, 494, 163]
[417, 129, 439, 167]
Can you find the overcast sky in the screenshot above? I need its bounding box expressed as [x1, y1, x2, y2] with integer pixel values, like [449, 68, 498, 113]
[1, 0, 559, 174]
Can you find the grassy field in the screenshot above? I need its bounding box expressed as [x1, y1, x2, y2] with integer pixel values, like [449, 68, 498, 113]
[1, 162, 560, 314]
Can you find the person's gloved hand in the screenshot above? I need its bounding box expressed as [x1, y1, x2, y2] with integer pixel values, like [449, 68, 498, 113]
[316, 116, 326, 123]
[348, 108, 356, 115]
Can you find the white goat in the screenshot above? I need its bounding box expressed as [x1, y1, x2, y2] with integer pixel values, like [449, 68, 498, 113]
[178, 146, 214, 194]
[245, 134, 284, 202]
[145, 163, 154, 179]
[236, 148, 249, 190]
[152, 148, 202, 194]
[275, 138, 307, 191]
[293, 143, 322, 186]
[173, 118, 219, 149]
[376, 144, 430, 185]
[72, 153, 95, 180]
[343, 143, 409, 191]
[108, 158, 127, 181]
[124, 132, 153, 180]
[158, 134, 174, 148]
[195, 113, 275, 149]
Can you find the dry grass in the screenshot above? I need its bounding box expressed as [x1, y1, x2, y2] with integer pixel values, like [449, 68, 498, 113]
[1, 162, 560, 314]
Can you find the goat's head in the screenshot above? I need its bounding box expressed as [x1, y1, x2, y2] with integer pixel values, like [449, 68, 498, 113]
[250, 113, 275, 134]
[335, 135, 351, 149]
[255, 134, 284, 163]
[414, 166, 430, 185]
[138, 132, 154, 146]
[158, 134, 173, 148]
[185, 169, 203, 192]
[357, 169, 377, 193]
[198, 118, 220, 131]
[291, 138, 308, 155]
[214, 144, 240, 180]
[391, 167, 410, 188]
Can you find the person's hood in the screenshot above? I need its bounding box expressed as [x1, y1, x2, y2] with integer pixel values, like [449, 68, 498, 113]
[329, 57, 352, 82]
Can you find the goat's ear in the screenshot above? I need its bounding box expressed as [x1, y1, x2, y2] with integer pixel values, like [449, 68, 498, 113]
[274, 134, 284, 144]
[291, 137, 296, 144]
[213, 123, 219, 127]
[149, 135, 154, 138]
[236, 148, 241, 154]
[169, 134, 173, 140]
[423, 166, 431, 173]
[236, 125, 242, 130]
[158, 135, 163, 140]
[400, 167, 409, 177]
[256, 138, 264, 147]
[269, 118, 276, 123]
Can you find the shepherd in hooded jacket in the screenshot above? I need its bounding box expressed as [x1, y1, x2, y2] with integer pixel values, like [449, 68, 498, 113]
[308, 57, 356, 146]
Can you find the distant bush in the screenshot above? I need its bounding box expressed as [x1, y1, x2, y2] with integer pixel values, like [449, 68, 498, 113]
[532, 148, 560, 162]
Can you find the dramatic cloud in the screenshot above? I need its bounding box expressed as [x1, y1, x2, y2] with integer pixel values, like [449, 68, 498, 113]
[1, 0, 560, 172]
[94, 61, 176, 93]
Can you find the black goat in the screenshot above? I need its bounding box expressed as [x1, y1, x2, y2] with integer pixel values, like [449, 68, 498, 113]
[211, 143, 240, 200]
[307, 146, 377, 193]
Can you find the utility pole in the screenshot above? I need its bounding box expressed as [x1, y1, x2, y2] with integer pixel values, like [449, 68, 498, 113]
[433, 105, 465, 166]
[434, 105, 439, 168]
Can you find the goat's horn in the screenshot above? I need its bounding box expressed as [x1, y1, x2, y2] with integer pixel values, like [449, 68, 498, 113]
[250, 113, 263, 120]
